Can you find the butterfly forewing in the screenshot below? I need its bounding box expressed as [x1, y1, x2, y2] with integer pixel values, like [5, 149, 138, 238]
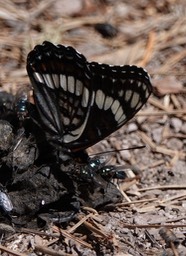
[27, 41, 93, 146]
[27, 41, 152, 152]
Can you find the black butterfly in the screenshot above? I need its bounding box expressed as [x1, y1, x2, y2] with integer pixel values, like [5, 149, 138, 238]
[27, 41, 152, 155]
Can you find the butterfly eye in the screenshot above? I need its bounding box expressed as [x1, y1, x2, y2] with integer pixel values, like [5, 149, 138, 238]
[27, 41, 152, 155]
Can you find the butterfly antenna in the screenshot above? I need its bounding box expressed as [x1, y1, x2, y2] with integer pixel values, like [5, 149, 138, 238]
[89, 145, 145, 157]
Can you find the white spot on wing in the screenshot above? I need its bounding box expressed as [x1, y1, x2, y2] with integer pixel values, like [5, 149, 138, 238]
[145, 89, 150, 98]
[52, 74, 59, 88]
[63, 134, 75, 144]
[77, 107, 84, 116]
[137, 81, 141, 88]
[75, 80, 83, 96]
[95, 89, 105, 109]
[118, 113, 126, 124]
[91, 91, 95, 106]
[72, 117, 80, 125]
[130, 92, 140, 108]
[33, 72, 44, 83]
[111, 100, 120, 115]
[60, 75, 67, 91]
[81, 87, 89, 107]
[43, 74, 54, 89]
[125, 90, 132, 102]
[129, 79, 133, 84]
[118, 90, 124, 97]
[111, 69, 117, 73]
[135, 100, 143, 110]
[104, 96, 113, 110]
[115, 106, 124, 122]
[63, 116, 70, 126]
[67, 76, 75, 93]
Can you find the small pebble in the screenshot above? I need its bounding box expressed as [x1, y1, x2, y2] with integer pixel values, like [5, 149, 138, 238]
[127, 123, 138, 133]
[170, 117, 182, 132]
[152, 127, 163, 144]
[120, 150, 131, 161]
[166, 138, 183, 150]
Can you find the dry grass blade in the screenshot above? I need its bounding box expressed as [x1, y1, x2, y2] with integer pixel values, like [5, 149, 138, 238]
[117, 198, 157, 207]
[52, 225, 92, 249]
[92, 41, 147, 65]
[76, 217, 109, 239]
[138, 131, 186, 159]
[67, 213, 95, 233]
[138, 31, 156, 67]
[123, 224, 186, 229]
[138, 185, 186, 192]
[137, 109, 186, 116]
[156, 49, 186, 74]
[0, 245, 27, 256]
[29, 0, 58, 20]
[35, 244, 71, 256]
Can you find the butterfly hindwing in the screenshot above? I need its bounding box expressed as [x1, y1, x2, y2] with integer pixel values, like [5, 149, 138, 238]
[83, 63, 152, 136]
[27, 41, 152, 151]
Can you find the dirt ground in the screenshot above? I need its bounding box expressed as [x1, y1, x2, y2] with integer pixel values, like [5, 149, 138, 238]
[0, 0, 186, 255]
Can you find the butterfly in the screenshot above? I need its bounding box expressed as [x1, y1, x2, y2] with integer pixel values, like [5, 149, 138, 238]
[27, 41, 152, 156]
